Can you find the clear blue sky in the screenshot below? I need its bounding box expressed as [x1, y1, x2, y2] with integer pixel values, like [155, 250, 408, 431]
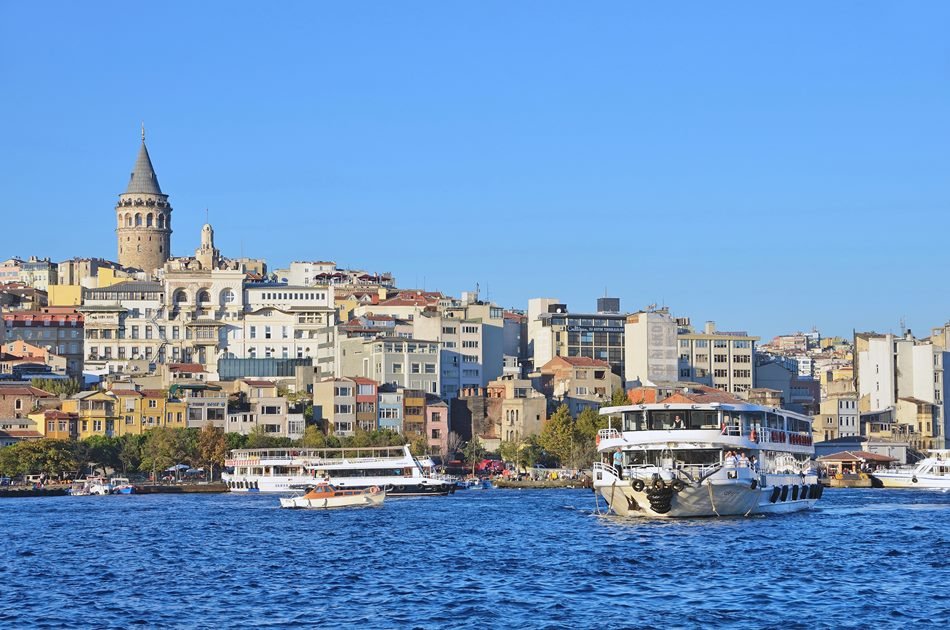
[2, 2, 949, 340]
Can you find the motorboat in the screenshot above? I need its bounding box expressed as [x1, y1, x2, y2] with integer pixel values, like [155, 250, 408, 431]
[871, 450, 950, 489]
[223, 445, 456, 496]
[110, 477, 136, 494]
[279, 483, 386, 509]
[593, 385, 822, 518]
[69, 477, 113, 496]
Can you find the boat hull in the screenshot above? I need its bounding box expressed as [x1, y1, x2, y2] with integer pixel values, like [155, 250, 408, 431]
[279, 492, 385, 509]
[596, 476, 821, 518]
[872, 473, 950, 489]
[224, 475, 455, 496]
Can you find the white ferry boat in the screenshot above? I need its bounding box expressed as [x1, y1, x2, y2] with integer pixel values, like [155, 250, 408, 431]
[593, 386, 822, 518]
[871, 450, 950, 489]
[223, 445, 456, 496]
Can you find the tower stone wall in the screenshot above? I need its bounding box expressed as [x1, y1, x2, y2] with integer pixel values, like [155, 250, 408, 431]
[116, 133, 172, 274]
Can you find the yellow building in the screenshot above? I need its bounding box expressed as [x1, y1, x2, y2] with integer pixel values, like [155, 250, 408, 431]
[62, 388, 187, 438]
[48, 284, 83, 306]
[110, 388, 187, 435]
[62, 391, 118, 439]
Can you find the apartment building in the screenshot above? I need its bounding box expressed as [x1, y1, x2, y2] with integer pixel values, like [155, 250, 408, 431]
[678, 321, 758, 395]
[526, 297, 626, 376]
[338, 336, 441, 395]
[535, 356, 622, 415]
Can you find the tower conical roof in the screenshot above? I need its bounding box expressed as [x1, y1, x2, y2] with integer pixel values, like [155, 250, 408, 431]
[125, 140, 163, 195]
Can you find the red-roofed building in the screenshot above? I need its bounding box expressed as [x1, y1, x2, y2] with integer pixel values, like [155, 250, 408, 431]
[0, 416, 44, 446]
[1, 309, 84, 376]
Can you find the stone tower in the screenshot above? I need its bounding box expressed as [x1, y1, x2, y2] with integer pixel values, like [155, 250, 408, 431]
[116, 127, 172, 273]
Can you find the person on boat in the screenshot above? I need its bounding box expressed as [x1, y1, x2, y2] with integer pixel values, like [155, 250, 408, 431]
[673, 415, 685, 430]
[612, 449, 624, 471]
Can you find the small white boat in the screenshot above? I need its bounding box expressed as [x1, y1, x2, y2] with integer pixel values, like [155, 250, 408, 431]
[279, 483, 386, 509]
[70, 477, 113, 496]
[872, 450, 950, 489]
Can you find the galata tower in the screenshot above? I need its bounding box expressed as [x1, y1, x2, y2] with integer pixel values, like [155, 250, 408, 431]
[115, 127, 172, 273]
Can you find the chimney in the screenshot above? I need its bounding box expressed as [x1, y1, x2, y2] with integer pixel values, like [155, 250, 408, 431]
[704, 321, 716, 334]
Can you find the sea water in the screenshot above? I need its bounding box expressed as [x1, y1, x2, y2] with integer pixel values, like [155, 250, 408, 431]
[1, 488, 948, 628]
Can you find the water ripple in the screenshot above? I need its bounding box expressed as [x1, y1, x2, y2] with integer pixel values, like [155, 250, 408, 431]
[1, 488, 948, 627]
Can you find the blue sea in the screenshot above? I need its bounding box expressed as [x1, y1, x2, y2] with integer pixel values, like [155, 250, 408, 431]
[2, 488, 948, 628]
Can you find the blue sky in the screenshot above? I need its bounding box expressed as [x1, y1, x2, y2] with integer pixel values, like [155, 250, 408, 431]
[1, 2, 948, 340]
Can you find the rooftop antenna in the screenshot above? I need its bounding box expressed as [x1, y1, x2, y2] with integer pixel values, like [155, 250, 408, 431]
[900, 317, 906, 336]
[141, 121, 145, 142]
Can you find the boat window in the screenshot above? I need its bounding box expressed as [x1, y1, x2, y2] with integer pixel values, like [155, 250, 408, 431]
[622, 411, 645, 431]
[766, 413, 783, 429]
[688, 410, 718, 430]
[648, 411, 683, 430]
[746, 412, 764, 429]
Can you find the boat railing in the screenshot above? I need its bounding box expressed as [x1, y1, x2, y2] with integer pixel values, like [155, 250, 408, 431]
[598, 428, 621, 442]
[592, 462, 619, 479]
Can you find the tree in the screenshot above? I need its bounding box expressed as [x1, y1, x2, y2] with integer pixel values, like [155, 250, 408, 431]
[141, 428, 193, 479]
[31, 378, 82, 397]
[299, 425, 327, 448]
[0, 439, 76, 477]
[408, 433, 429, 457]
[498, 440, 520, 464]
[539, 404, 574, 467]
[225, 431, 248, 451]
[197, 423, 228, 481]
[575, 407, 607, 441]
[84, 435, 120, 475]
[117, 434, 144, 473]
[446, 431, 464, 459]
[461, 438, 484, 471]
[610, 388, 630, 406]
[246, 426, 277, 449]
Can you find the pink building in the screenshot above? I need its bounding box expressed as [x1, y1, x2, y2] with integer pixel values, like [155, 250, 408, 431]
[425, 396, 449, 456]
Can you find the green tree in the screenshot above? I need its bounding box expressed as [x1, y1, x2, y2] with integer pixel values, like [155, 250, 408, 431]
[117, 434, 144, 473]
[84, 435, 120, 475]
[539, 404, 574, 467]
[0, 439, 77, 477]
[498, 440, 520, 464]
[574, 407, 607, 441]
[462, 438, 484, 472]
[141, 428, 193, 479]
[30, 378, 82, 396]
[299, 425, 327, 448]
[408, 433, 429, 457]
[610, 388, 630, 406]
[225, 431, 248, 451]
[246, 426, 276, 449]
[197, 423, 228, 480]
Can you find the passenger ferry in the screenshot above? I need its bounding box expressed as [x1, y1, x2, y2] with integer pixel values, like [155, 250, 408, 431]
[871, 450, 950, 489]
[223, 445, 456, 496]
[593, 385, 822, 518]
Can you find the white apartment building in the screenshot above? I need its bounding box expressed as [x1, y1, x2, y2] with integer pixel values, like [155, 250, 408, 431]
[857, 331, 949, 447]
[623, 309, 679, 386]
[226, 283, 337, 377]
[678, 322, 758, 395]
[412, 297, 505, 400]
[338, 336, 441, 395]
